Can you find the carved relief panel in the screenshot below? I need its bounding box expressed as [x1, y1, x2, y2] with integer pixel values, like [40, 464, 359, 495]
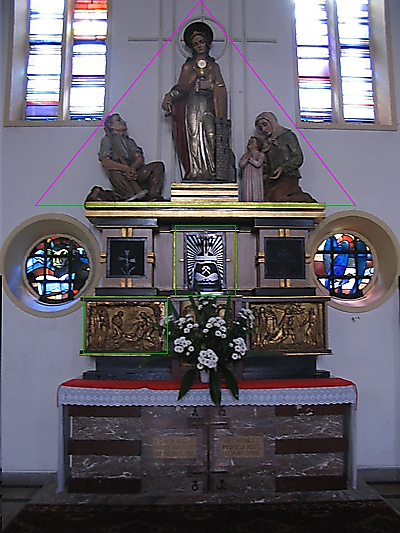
[174, 227, 237, 294]
[83, 297, 167, 355]
[100, 228, 154, 288]
[249, 299, 329, 352]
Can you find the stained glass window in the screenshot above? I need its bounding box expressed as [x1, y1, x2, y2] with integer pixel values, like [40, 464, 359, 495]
[70, 0, 108, 119]
[314, 233, 375, 298]
[25, 236, 91, 304]
[25, 0, 108, 121]
[26, 0, 64, 120]
[294, 0, 375, 124]
[294, 0, 332, 122]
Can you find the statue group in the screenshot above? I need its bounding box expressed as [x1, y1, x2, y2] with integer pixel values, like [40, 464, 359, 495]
[86, 21, 315, 204]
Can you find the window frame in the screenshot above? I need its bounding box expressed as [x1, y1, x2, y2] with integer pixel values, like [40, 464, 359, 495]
[292, 0, 397, 131]
[0, 214, 101, 318]
[4, 0, 110, 127]
[309, 211, 400, 313]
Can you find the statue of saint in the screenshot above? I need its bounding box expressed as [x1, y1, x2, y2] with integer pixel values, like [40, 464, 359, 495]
[255, 112, 317, 202]
[85, 113, 164, 202]
[162, 22, 228, 181]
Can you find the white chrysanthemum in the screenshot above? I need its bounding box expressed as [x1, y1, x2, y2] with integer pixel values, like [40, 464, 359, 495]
[174, 345, 184, 353]
[238, 308, 255, 328]
[232, 337, 247, 355]
[197, 349, 218, 369]
[174, 336, 193, 349]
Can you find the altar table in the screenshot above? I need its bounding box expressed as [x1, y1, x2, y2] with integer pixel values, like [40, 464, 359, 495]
[58, 378, 357, 495]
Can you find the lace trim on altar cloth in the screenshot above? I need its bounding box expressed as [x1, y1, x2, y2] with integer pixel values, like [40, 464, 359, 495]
[58, 385, 357, 407]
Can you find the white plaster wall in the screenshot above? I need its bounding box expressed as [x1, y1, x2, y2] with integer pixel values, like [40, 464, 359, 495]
[1, 0, 399, 472]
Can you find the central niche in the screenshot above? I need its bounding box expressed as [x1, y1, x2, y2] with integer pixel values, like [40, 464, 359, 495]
[184, 231, 226, 293]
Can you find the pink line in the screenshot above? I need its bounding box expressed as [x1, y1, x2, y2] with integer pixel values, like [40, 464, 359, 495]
[82, 296, 169, 355]
[200, 0, 356, 207]
[35, 1, 203, 207]
[37, 0, 355, 208]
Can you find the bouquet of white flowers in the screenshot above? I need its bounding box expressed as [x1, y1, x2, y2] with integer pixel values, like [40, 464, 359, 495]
[161, 295, 255, 406]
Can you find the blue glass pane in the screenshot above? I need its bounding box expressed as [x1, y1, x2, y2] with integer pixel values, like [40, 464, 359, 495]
[25, 236, 91, 304]
[314, 233, 374, 298]
[337, 0, 375, 123]
[26, 0, 65, 119]
[294, 0, 331, 122]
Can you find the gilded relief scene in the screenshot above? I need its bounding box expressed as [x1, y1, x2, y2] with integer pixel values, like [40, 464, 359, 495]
[250, 303, 326, 351]
[84, 299, 167, 354]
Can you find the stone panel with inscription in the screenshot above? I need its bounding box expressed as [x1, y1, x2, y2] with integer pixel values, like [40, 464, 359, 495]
[66, 403, 349, 496]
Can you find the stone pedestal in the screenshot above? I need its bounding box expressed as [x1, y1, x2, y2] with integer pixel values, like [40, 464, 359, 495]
[59, 379, 356, 496]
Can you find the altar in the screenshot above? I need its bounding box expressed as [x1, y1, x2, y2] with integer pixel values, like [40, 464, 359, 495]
[57, 377, 357, 497]
[76, 19, 355, 500]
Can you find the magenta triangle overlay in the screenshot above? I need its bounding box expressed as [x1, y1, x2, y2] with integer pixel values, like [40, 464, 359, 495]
[35, 0, 356, 208]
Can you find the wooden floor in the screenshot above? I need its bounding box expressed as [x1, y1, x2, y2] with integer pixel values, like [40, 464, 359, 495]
[2, 469, 400, 530]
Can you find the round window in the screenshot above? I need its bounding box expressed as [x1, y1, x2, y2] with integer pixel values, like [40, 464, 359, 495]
[309, 211, 400, 313]
[24, 235, 91, 304]
[0, 214, 100, 317]
[314, 232, 376, 299]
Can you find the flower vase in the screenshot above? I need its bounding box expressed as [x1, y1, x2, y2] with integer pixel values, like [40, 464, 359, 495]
[199, 369, 209, 383]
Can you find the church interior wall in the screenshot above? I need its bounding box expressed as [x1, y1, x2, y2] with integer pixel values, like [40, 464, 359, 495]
[1, 0, 399, 473]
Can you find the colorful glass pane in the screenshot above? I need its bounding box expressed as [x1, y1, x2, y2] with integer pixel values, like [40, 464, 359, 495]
[294, 0, 332, 122]
[337, 0, 374, 122]
[25, 0, 64, 120]
[25, 0, 108, 121]
[70, 0, 108, 120]
[314, 233, 375, 298]
[294, 0, 375, 124]
[25, 236, 91, 304]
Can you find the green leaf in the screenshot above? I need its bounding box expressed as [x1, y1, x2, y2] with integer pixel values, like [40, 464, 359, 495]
[178, 368, 197, 400]
[220, 366, 239, 400]
[169, 302, 179, 319]
[223, 296, 231, 322]
[209, 369, 221, 406]
[188, 295, 202, 324]
[150, 321, 166, 332]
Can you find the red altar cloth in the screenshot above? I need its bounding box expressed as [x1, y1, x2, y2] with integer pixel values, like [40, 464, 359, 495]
[60, 377, 354, 391]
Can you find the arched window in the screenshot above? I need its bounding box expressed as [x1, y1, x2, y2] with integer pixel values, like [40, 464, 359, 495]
[293, 0, 395, 129]
[6, 0, 108, 123]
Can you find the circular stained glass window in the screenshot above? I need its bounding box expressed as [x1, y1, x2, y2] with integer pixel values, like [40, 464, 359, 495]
[24, 235, 91, 304]
[314, 233, 376, 299]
